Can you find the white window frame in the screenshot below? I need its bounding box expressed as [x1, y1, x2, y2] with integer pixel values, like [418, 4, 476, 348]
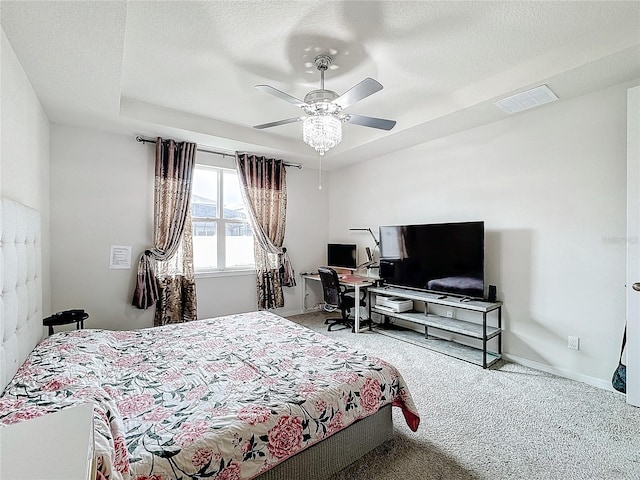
[192, 164, 255, 277]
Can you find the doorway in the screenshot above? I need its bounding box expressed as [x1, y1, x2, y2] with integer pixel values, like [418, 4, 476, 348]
[626, 85, 639, 407]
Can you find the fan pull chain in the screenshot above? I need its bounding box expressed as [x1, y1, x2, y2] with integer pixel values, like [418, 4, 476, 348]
[318, 154, 323, 190]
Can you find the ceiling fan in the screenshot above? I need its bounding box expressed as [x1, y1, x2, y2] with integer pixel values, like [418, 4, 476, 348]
[253, 54, 396, 156]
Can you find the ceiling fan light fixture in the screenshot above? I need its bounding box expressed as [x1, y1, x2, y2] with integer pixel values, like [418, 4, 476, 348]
[303, 114, 342, 156]
[253, 53, 395, 157]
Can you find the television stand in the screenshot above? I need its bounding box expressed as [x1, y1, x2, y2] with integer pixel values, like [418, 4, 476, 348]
[368, 286, 502, 368]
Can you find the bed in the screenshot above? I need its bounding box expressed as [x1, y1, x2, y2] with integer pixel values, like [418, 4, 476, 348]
[0, 198, 420, 480]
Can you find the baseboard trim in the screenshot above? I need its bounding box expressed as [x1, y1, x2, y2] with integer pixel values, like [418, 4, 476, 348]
[275, 308, 308, 318]
[503, 353, 620, 393]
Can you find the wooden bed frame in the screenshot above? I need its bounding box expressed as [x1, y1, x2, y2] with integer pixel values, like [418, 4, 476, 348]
[0, 197, 395, 479]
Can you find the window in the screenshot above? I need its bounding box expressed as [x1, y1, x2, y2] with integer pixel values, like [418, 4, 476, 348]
[191, 165, 255, 273]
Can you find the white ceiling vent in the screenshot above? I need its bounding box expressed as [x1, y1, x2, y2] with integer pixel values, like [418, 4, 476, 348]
[495, 85, 558, 114]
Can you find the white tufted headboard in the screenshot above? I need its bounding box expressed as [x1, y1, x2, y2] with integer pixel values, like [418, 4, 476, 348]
[0, 198, 43, 392]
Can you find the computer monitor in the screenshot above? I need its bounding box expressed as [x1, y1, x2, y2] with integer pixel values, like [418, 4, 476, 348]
[327, 243, 357, 270]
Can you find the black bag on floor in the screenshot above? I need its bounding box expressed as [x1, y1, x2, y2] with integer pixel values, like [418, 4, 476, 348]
[612, 325, 626, 393]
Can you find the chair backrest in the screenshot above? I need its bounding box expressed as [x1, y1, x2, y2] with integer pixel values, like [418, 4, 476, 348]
[318, 267, 341, 307]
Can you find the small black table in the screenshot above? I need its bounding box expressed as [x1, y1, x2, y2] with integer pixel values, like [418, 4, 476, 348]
[43, 310, 89, 335]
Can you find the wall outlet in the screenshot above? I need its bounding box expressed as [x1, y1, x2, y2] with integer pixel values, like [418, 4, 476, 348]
[568, 336, 580, 350]
[446, 310, 455, 319]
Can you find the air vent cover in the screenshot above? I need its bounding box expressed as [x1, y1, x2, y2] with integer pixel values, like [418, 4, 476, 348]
[495, 85, 558, 114]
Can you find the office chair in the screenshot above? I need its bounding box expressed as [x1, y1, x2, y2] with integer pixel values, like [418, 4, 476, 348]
[318, 267, 366, 332]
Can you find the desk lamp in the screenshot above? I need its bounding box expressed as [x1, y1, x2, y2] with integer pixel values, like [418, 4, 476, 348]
[349, 228, 379, 247]
[349, 228, 380, 268]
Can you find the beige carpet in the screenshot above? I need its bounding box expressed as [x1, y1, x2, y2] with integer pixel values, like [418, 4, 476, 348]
[287, 311, 640, 480]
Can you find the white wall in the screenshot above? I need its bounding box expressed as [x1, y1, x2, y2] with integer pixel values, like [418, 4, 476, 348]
[50, 125, 327, 329]
[50, 125, 154, 330]
[1, 30, 51, 315]
[328, 81, 636, 387]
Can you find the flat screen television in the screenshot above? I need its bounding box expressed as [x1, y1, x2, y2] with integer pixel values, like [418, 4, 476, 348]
[379, 221, 485, 298]
[327, 243, 358, 270]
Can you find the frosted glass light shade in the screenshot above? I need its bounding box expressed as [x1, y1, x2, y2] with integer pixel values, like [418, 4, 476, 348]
[303, 114, 342, 156]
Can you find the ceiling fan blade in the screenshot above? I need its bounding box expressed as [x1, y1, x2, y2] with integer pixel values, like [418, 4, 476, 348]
[333, 78, 383, 109]
[255, 85, 307, 107]
[345, 114, 396, 131]
[253, 117, 303, 129]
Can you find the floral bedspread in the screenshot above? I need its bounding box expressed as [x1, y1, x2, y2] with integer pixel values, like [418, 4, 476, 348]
[0, 311, 419, 480]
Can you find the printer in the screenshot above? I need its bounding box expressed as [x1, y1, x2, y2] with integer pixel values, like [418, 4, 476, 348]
[375, 296, 413, 313]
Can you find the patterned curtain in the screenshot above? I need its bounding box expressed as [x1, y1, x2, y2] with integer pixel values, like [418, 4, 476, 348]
[132, 137, 198, 326]
[236, 153, 296, 310]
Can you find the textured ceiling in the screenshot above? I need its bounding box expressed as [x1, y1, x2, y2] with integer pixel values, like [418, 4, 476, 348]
[2, 1, 639, 169]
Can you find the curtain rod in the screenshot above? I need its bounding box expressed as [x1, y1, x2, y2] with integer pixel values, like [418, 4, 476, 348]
[135, 136, 302, 169]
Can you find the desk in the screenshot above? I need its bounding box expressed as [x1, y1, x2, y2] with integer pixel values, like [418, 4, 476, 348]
[301, 274, 375, 333]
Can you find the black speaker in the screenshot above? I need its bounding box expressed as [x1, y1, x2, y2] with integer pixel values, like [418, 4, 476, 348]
[488, 285, 497, 303]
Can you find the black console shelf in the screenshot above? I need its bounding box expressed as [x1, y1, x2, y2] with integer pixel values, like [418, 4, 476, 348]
[368, 286, 502, 368]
